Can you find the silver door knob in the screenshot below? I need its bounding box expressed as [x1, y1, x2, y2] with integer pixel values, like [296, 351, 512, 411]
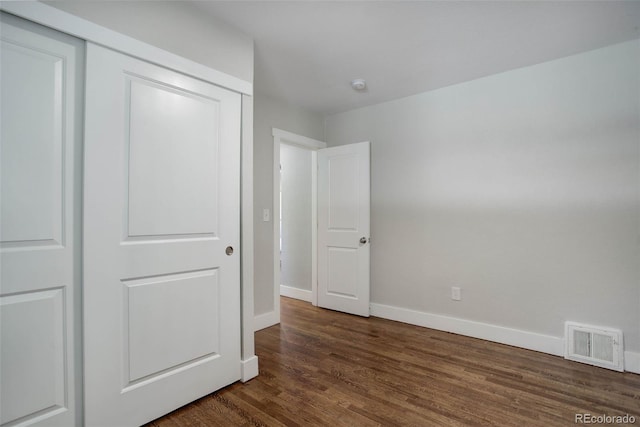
[226, 246, 234, 256]
[359, 237, 368, 244]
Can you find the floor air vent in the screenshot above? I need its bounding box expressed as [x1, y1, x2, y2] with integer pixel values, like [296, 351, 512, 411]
[565, 322, 623, 372]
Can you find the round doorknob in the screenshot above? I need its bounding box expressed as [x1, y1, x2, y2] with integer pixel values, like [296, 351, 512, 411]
[359, 237, 368, 244]
[225, 246, 234, 256]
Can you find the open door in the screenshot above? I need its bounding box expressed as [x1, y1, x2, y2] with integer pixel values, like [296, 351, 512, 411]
[317, 142, 370, 317]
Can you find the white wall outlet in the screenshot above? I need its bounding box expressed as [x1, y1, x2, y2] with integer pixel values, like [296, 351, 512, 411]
[263, 208, 270, 222]
[451, 286, 461, 301]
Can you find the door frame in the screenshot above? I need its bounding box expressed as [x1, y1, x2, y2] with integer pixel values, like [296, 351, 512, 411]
[0, 1, 258, 383]
[272, 128, 326, 315]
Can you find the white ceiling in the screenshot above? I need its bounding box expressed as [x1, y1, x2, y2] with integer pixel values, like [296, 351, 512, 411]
[193, 1, 640, 115]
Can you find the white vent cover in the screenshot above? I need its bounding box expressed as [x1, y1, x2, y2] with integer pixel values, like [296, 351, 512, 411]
[565, 322, 623, 372]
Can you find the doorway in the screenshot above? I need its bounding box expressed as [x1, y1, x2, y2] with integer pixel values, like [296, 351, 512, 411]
[272, 129, 326, 315]
[272, 129, 371, 320]
[280, 144, 313, 300]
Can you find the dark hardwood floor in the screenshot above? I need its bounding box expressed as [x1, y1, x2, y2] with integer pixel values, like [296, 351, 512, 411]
[148, 297, 640, 426]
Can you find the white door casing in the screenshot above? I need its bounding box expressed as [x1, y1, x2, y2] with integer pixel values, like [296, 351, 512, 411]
[83, 43, 241, 427]
[0, 12, 83, 427]
[317, 142, 371, 317]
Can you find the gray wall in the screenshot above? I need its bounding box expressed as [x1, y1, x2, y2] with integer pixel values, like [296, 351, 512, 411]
[324, 40, 640, 352]
[253, 92, 324, 316]
[46, 1, 253, 82]
[280, 144, 313, 291]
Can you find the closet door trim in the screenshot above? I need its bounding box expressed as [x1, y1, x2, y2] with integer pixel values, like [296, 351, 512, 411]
[0, 2, 252, 96]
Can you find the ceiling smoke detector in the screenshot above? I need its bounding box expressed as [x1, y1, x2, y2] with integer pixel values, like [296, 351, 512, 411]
[351, 79, 367, 91]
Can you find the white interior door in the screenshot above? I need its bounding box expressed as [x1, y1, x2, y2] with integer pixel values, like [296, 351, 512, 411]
[0, 13, 83, 427]
[317, 142, 370, 317]
[84, 43, 241, 427]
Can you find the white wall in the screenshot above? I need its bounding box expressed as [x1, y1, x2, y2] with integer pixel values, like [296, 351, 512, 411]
[280, 144, 313, 292]
[253, 92, 324, 316]
[324, 40, 640, 354]
[45, 1, 253, 82]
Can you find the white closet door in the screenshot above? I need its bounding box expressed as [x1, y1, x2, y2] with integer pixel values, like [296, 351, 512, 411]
[84, 43, 241, 427]
[0, 12, 83, 427]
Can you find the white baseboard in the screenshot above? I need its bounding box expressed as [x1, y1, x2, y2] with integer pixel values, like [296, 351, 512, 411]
[624, 351, 640, 374]
[254, 310, 279, 332]
[370, 303, 564, 357]
[280, 285, 312, 302]
[255, 300, 640, 374]
[240, 355, 259, 382]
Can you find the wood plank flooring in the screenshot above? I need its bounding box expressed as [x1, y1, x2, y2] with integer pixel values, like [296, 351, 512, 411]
[147, 297, 640, 426]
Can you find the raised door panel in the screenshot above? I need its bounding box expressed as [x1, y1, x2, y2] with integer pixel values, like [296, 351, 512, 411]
[327, 247, 359, 298]
[0, 291, 65, 425]
[127, 78, 219, 238]
[0, 41, 63, 245]
[328, 154, 359, 231]
[0, 12, 82, 427]
[124, 269, 221, 384]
